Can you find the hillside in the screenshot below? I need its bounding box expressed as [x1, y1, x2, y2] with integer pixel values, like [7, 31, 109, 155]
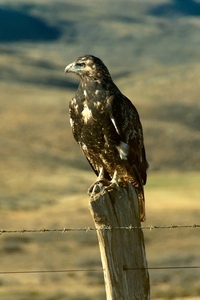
[0, 0, 200, 172]
[0, 1, 200, 299]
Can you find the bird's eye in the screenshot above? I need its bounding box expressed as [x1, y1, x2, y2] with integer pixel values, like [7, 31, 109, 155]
[76, 62, 85, 67]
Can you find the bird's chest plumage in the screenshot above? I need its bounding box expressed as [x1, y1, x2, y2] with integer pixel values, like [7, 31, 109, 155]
[69, 83, 118, 154]
[70, 83, 106, 127]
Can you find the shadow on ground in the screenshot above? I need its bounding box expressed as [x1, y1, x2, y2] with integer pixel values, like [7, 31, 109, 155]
[0, 6, 61, 42]
[150, 0, 200, 17]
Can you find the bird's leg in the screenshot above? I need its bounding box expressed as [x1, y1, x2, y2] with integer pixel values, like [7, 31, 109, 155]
[88, 167, 110, 195]
[97, 167, 106, 181]
[104, 170, 120, 192]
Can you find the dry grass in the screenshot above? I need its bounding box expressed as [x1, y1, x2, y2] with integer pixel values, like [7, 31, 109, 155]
[1, 1, 200, 298]
[0, 169, 200, 299]
[0, 63, 200, 300]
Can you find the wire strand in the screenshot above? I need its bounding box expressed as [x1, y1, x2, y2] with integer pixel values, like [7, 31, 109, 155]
[1, 225, 200, 275]
[0, 269, 102, 275]
[0, 224, 200, 235]
[1, 266, 200, 275]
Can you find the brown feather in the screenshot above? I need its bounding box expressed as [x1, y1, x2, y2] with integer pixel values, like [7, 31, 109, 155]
[65, 54, 148, 221]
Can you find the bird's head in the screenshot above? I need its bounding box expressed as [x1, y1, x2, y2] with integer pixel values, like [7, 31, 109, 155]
[64, 54, 111, 81]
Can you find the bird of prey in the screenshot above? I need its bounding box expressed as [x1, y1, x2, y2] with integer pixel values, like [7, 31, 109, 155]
[65, 55, 148, 221]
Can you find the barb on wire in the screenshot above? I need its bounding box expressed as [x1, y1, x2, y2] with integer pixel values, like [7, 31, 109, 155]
[0, 224, 200, 235]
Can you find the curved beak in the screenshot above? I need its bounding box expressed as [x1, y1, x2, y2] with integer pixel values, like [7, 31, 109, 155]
[64, 62, 74, 73]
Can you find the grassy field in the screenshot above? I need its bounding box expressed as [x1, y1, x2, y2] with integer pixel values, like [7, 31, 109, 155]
[0, 0, 200, 299]
[0, 81, 199, 299]
[0, 169, 200, 300]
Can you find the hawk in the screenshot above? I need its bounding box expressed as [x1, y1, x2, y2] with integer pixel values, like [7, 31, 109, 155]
[65, 55, 148, 221]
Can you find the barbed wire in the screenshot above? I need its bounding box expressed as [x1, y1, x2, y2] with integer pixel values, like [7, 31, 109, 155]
[1, 224, 200, 276]
[1, 265, 200, 275]
[0, 269, 102, 275]
[0, 224, 200, 235]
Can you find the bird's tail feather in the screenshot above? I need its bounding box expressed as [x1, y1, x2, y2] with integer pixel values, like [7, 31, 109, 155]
[131, 166, 146, 222]
[138, 190, 146, 222]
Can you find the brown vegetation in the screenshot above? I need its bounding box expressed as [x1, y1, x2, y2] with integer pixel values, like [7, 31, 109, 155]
[0, 0, 200, 299]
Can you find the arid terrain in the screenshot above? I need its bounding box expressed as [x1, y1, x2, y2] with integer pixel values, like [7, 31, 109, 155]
[0, 1, 200, 299]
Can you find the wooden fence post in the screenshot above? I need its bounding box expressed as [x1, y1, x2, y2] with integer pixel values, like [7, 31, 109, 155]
[89, 183, 150, 300]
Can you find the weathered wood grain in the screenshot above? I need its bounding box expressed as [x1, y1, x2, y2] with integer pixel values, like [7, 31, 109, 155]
[89, 183, 150, 300]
